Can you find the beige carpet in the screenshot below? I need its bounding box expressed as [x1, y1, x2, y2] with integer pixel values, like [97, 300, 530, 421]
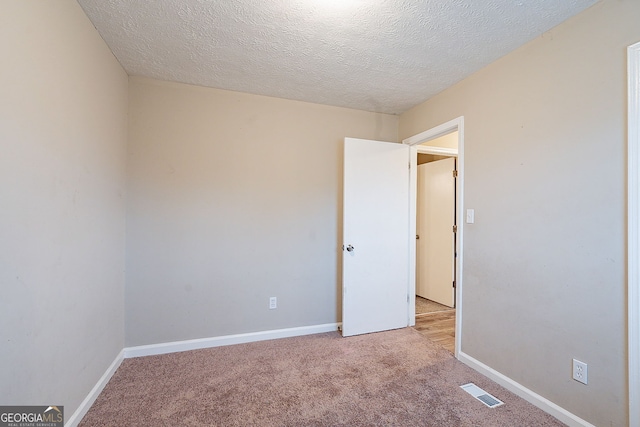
[416, 296, 454, 315]
[79, 328, 565, 426]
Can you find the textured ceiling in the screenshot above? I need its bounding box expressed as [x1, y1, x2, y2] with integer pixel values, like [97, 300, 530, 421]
[77, 0, 598, 114]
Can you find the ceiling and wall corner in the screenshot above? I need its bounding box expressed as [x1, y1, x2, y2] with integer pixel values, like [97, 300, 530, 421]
[77, 0, 597, 115]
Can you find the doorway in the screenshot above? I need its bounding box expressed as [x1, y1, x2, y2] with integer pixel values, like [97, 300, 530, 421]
[416, 149, 456, 309]
[403, 117, 464, 358]
[413, 134, 458, 353]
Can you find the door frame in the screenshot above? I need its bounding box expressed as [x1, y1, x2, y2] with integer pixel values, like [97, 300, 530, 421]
[628, 41, 640, 427]
[403, 116, 464, 358]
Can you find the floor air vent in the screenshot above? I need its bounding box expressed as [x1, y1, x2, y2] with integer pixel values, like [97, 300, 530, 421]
[460, 383, 504, 408]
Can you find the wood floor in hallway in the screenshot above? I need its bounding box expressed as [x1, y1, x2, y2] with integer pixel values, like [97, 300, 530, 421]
[413, 310, 456, 353]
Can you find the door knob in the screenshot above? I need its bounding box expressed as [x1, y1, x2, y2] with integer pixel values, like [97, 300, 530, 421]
[346, 245, 354, 252]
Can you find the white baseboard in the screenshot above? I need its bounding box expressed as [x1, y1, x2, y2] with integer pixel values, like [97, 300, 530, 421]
[458, 351, 596, 427]
[67, 323, 340, 425]
[123, 323, 341, 359]
[65, 349, 124, 427]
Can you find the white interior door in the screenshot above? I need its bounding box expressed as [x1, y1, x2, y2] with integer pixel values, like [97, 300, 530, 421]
[416, 158, 455, 307]
[342, 137, 410, 337]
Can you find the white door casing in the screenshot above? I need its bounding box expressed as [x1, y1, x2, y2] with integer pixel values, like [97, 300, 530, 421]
[403, 116, 464, 356]
[342, 137, 410, 337]
[628, 41, 640, 427]
[416, 158, 456, 307]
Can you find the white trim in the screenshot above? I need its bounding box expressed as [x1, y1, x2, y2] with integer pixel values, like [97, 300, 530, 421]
[458, 351, 596, 427]
[123, 323, 341, 358]
[416, 146, 458, 156]
[402, 117, 462, 146]
[67, 324, 340, 425]
[455, 122, 465, 358]
[403, 116, 464, 359]
[628, 41, 640, 427]
[65, 350, 124, 427]
[408, 144, 417, 327]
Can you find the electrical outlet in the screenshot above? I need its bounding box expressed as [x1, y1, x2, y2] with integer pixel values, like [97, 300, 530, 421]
[269, 297, 277, 310]
[572, 359, 588, 384]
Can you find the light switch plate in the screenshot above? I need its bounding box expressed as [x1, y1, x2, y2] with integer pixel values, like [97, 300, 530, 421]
[466, 209, 475, 224]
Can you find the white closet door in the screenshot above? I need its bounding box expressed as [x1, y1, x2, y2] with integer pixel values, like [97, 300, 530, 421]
[416, 158, 455, 307]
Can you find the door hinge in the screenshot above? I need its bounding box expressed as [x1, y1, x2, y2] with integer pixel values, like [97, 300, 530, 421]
[453, 170, 458, 178]
[409, 162, 411, 169]
[407, 294, 410, 302]
[453, 280, 456, 288]
[453, 224, 458, 233]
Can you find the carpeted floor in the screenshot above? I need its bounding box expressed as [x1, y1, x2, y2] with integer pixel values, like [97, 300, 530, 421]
[79, 328, 565, 426]
[416, 295, 454, 315]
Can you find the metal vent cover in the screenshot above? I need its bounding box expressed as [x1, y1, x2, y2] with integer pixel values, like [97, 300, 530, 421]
[460, 383, 504, 408]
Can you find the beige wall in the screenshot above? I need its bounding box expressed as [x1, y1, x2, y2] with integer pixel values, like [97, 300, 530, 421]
[421, 131, 458, 149]
[417, 131, 458, 164]
[4, 1, 632, 424]
[400, 1, 638, 425]
[0, 0, 127, 418]
[126, 77, 398, 346]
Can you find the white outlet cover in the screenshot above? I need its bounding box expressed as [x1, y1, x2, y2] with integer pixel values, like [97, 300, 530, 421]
[572, 359, 588, 384]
